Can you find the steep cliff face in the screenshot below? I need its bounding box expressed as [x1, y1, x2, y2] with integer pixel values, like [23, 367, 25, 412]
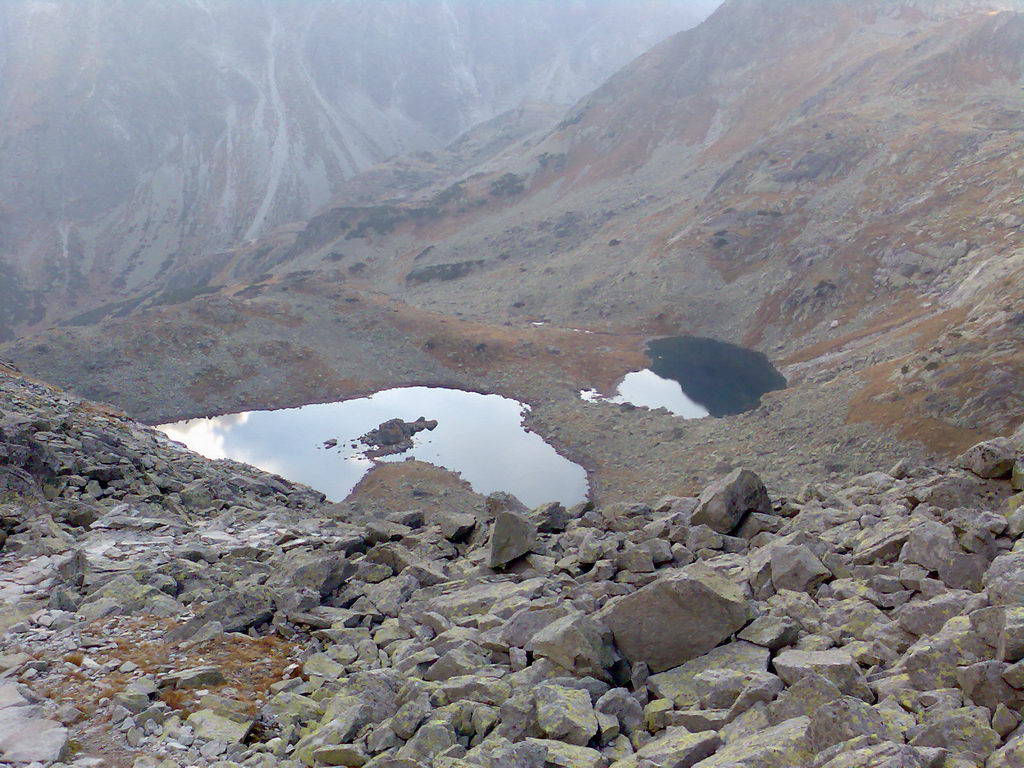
[0, 0, 715, 335]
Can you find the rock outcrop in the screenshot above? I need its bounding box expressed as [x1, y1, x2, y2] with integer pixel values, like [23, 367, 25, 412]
[358, 417, 439, 459]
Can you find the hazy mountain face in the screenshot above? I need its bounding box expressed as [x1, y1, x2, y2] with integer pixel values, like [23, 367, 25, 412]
[0, 0, 717, 336]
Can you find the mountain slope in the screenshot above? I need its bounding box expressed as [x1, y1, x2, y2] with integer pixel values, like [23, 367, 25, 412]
[0, 0, 716, 339]
[295, 0, 1023, 448]
[4, 0, 1022, 503]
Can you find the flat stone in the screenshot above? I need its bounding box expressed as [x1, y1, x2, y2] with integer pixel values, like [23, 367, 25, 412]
[535, 685, 598, 746]
[186, 709, 253, 744]
[611, 727, 720, 768]
[773, 649, 872, 702]
[169, 665, 226, 689]
[957, 438, 1017, 479]
[684, 716, 812, 767]
[0, 707, 68, 763]
[526, 738, 605, 768]
[648, 641, 769, 708]
[312, 744, 367, 766]
[527, 611, 613, 679]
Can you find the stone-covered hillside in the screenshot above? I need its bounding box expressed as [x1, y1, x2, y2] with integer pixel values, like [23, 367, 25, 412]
[2, 364, 1024, 767]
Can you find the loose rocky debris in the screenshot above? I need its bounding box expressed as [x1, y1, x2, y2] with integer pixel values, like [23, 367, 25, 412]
[2, 368, 1024, 768]
[357, 418, 439, 459]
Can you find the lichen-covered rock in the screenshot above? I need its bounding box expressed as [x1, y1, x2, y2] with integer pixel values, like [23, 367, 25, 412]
[957, 438, 1018, 479]
[770, 544, 831, 593]
[534, 685, 598, 747]
[909, 707, 1000, 763]
[687, 716, 811, 767]
[526, 738, 605, 768]
[989, 733, 1024, 768]
[527, 611, 613, 679]
[595, 688, 644, 737]
[773, 649, 873, 702]
[186, 709, 253, 744]
[816, 741, 928, 768]
[611, 727, 720, 768]
[806, 695, 899, 752]
[649, 642, 769, 709]
[596, 563, 753, 672]
[900, 520, 959, 572]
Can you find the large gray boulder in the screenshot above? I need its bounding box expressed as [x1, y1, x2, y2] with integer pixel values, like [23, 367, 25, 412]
[534, 685, 598, 746]
[528, 611, 614, 679]
[770, 544, 831, 593]
[773, 649, 873, 702]
[984, 553, 1024, 606]
[595, 562, 753, 672]
[900, 520, 959, 572]
[691, 469, 771, 534]
[0, 684, 68, 764]
[685, 716, 811, 767]
[613, 727, 721, 768]
[488, 510, 536, 569]
[957, 438, 1018, 479]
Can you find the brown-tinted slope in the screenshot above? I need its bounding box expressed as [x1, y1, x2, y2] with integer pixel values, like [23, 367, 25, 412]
[3, 0, 1022, 503]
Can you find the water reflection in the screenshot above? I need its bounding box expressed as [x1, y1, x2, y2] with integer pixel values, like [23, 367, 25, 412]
[159, 387, 589, 507]
[581, 370, 710, 418]
[580, 336, 786, 418]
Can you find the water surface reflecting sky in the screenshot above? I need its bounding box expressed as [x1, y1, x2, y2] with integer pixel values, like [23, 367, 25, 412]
[160, 387, 589, 507]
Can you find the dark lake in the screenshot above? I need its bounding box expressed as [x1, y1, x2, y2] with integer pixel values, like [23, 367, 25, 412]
[159, 388, 589, 507]
[647, 336, 787, 417]
[582, 336, 786, 418]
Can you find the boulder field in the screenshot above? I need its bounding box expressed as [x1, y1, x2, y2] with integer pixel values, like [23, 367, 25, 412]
[1, 365, 1023, 768]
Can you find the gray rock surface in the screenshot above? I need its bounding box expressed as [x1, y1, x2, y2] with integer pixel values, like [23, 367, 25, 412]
[488, 511, 537, 569]
[1, 368, 1023, 767]
[691, 469, 772, 534]
[596, 563, 753, 672]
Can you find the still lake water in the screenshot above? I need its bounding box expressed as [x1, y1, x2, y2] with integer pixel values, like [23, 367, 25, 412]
[159, 388, 589, 507]
[581, 370, 710, 418]
[582, 336, 787, 418]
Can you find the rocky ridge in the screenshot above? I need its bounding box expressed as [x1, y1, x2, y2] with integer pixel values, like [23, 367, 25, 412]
[2, 366, 1024, 767]
[0, 0, 716, 340]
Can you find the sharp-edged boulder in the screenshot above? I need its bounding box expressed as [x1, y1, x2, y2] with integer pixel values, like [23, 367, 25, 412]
[691, 469, 772, 534]
[488, 510, 537, 569]
[596, 562, 753, 672]
[956, 438, 1018, 479]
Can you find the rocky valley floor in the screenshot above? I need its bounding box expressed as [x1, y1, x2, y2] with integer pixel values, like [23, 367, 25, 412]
[2, 362, 1024, 768]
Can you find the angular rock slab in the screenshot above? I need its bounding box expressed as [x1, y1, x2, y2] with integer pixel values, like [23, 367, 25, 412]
[773, 649, 873, 702]
[691, 469, 772, 534]
[649, 641, 769, 708]
[611, 727, 720, 768]
[596, 563, 753, 673]
[0, 685, 68, 764]
[685, 716, 811, 767]
[957, 438, 1018, 479]
[528, 611, 614, 679]
[488, 511, 537, 569]
[535, 685, 599, 746]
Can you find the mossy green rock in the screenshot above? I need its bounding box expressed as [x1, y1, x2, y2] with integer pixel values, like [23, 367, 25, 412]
[185, 709, 253, 744]
[649, 641, 768, 708]
[689, 716, 812, 767]
[527, 738, 605, 768]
